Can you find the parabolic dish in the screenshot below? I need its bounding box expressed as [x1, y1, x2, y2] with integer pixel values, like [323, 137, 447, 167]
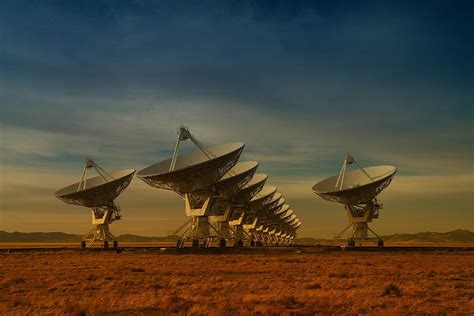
[265, 192, 282, 210]
[189, 161, 258, 207]
[277, 204, 290, 218]
[280, 208, 293, 220]
[312, 165, 396, 205]
[270, 198, 286, 214]
[285, 214, 297, 223]
[248, 186, 277, 211]
[291, 221, 302, 229]
[287, 217, 299, 226]
[213, 161, 258, 198]
[55, 169, 136, 208]
[137, 142, 244, 193]
[233, 173, 268, 204]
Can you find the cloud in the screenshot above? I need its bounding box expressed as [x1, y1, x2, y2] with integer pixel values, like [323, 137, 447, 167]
[0, 1, 472, 235]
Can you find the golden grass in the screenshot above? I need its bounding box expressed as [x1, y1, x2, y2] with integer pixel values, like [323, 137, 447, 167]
[0, 249, 473, 315]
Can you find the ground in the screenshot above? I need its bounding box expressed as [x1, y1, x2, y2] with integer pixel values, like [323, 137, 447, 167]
[0, 247, 473, 315]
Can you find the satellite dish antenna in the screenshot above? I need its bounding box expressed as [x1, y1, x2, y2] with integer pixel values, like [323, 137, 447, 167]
[313, 154, 396, 247]
[248, 186, 277, 212]
[285, 214, 297, 223]
[268, 197, 285, 214]
[227, 173, 268, 227]
[251, 201, 295, 246]
[191, 161, 259, 208]
[234, 173, 268, 205]
[137, 125, 246, 248]
[54, 157, 135, 248]
[242, 185, 277, 244]
[280, 208, 293, 221]
[204, 161, 259, 246]
[227, 173, 268, 246]
[264, 192, 282, 212]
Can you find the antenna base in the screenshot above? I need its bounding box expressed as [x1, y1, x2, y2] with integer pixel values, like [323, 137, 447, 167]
[81, 203, 122, 248]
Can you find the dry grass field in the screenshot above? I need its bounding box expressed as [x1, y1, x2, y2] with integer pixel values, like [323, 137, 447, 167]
[0, 248, 473, 315]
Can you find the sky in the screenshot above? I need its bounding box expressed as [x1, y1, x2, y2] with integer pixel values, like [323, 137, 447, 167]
[0, 0, 473, 238]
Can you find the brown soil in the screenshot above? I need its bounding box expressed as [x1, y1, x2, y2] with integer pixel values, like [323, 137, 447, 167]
[0, 248, 473, 315]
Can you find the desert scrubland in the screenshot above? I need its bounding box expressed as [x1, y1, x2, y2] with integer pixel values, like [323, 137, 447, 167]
[0, 248, 473, 315]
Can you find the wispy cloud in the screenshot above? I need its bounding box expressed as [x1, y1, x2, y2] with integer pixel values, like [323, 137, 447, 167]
[0, 1, 472, 236]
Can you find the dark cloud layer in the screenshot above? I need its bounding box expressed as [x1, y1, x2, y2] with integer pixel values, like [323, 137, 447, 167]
[0, 1, 473, 235]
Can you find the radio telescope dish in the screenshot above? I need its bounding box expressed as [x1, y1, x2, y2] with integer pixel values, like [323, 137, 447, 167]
[138, 125, 253, 248]
[313, 165, 396, 205]
[249, 186, 277, 211]
[233, 173, 268, 204]
[286, 216, 299, 226]
[264, 192, 282, 211]
[312, 154, 396, 247]
[199, 162, 259, 242]
[269, 198, 285, 214]
[285, 214, 297, 223]
[138, 142, 244, 193]
[54, 157, 135, 248]
[277, 204, 290, 218]
[292, 221, 302, 229]
[55, 169, 135, 208]
[214, 161, 258, 198]
[280, 208, 293, 220]
[189, 161, 258, 208]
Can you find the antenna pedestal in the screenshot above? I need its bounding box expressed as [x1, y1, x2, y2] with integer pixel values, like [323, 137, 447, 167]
[209, 207, 234, 240]
[174, 194, 221, 246]
[230, 213, 253, 245]
[337, 199, 383, 244]
[214, 221, 233, 239]
[83, 203, 121, 247]
[243, 218, 258, 244]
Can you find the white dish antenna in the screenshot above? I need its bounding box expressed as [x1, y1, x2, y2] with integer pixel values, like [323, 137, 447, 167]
[54, 157, 135, 248]
[138, 142, 244, 193]
[213, 161, 259, 198]
[189, 161, 258, 208]
[285, 214, 297, 223]
[279, 207, 293, 220]
[277, 204, 290, 217]
[312, 154, 396, 246]
[233, 173, 268, 204]
[264, 192, 282, 211]
[269, 198, 286, 214]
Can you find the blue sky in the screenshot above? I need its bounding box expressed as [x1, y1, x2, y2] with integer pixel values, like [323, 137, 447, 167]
[0, 1, 473, 237]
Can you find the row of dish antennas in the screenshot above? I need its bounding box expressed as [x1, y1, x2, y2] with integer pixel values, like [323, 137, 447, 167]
[55, 125, 301, 249]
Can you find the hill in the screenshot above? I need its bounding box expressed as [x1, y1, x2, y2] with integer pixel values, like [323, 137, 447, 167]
[0, 231, 178, 243]
[0, 231, 82, 242]
[0, 229, 472, 244]
[294, 229, 474, 245]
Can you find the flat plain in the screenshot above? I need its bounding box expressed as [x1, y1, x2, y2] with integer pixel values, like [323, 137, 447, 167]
[0, 247, 473, 315]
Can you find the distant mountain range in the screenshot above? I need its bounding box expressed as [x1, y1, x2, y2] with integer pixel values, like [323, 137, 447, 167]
[0, 231, 178, 243]
[0, 229, 473, 244]
[295, 229, 474, 245]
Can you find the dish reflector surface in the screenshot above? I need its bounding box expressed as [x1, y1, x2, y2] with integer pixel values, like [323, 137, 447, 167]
[138, 142, 244, 193]
[312, 165, 396, 205]
[265, 192, 282, 210]
[55, 169, 135, 208]
[278, 204, 290, 218]
[214, 161, 258, 198]
[270, 198, 286, 214]
[233, 173, 267, 204]
[285, 214, 297, 223]
[249, 186, 277, 211]
[280, 208, 293, 220]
